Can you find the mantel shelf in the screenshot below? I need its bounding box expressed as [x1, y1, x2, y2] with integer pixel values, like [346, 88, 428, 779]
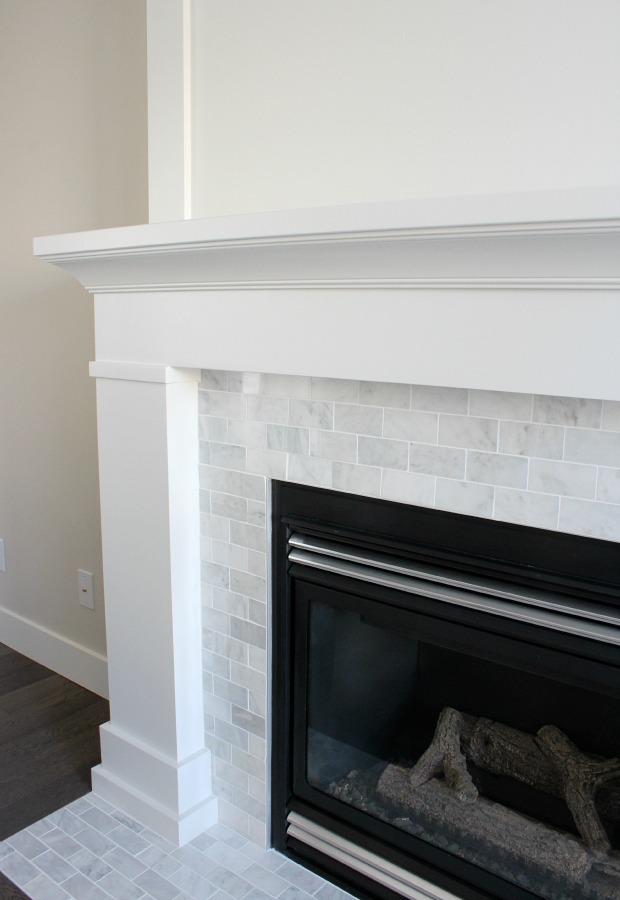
[35, 188, 620, 401]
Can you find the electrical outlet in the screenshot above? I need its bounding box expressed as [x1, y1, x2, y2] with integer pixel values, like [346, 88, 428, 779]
[78, 569, 94, 609]
[0, 539, 5, 573]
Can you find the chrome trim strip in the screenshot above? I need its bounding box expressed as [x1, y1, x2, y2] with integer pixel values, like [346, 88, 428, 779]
[288, 542, 620, 646]
[287, 811, 458, 900]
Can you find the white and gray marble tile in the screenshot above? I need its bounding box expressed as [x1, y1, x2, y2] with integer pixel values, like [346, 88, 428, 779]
[559, 497, 620, 541]
[359, 380, 410, 409]
[494, 488, 559, 530]
[533, 395, 602, 428]
[469, 390, 532, 421]
[410, 385, 468, 414]
[499, 421, 564, 460]
[434, 478, 495, 518]
[466, 451, 528, 489]
[529, 459, 597, 500]
[409, 443, 465, 479]
[597, 467, 620, 504]
[382, 408, 437, 443]
[438, 415, 498, 452]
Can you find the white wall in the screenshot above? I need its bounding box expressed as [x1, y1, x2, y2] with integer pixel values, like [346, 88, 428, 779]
[0, 0, 148, 694]
[188, 0, 620, 218]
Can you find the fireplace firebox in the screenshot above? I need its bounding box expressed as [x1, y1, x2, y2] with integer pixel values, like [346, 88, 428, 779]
[271, 482, 620, 900]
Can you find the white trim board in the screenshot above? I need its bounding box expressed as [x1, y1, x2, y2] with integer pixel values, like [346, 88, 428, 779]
[0, 603, 108, 698]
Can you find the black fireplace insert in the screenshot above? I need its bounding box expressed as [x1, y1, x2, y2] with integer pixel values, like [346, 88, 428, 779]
[271, 482, 620, 900]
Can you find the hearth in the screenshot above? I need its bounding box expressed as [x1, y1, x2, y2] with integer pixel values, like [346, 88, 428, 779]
[271, 482, 620, 900]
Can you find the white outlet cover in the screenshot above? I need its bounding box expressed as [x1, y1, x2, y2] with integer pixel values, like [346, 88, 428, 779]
[78, 569, 94, 609]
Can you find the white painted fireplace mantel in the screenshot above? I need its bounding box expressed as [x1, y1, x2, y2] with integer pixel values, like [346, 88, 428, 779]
[34, 188, 620, 845]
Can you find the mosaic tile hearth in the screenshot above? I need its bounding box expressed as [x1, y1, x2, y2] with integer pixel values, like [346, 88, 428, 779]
[0, 793, 353, 900]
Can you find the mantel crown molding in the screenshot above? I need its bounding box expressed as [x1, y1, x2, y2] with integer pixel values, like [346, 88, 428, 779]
[34, 188, 620, 293]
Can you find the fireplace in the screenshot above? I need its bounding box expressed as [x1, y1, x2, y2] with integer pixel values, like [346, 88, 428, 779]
[271, 481, 620, 900]
[34, 193, 620, 853]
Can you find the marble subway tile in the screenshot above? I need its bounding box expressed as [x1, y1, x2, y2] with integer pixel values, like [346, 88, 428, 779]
[264, 373, 311, 398]
[435, 479, 495, 518]
[602, 400, 620, 432]
[469, 390, 532, 421]
[230, 662, 266, 696]
[359, 381, 410, 409]
[231, 706, 265, 739]
[203, 650, 231, 680]
[228, 421, 268, 450]
[232, 748, 265, 781]
[529, 459, 597, 499]
[201, 561, 230, 590]
[214, 719, 250, 752]
[247, 501, 266, 528]
[494, 488, 559, 530]
[383, 409, 437, 443]
[288, 398, 334, 430]
[564, 428, 620, 467]
[227, 371, 262, 394]
[199, 416, 229, 442]
[411, 385, 468, 414]
[212, 633, 249, 666]
[559, 497, 620, 541]
[202, 391, 246, 420]
[212, 541, 249, 572]
[201, 511, 231, 540]
[499, 421, 564, 460]
[380, 469, 435, 507]
[309, 430, 357, 463]
[230, 617, 266, 651]
[266, 425, 309, 455]
[311, 377, 359, 402]
[200, 370, 229, 391]
[287, 454, 332, 488]
[214, 676, 249, 710]
[204, 692, 232, 723]
[230, 521, 267, 553]
[248, 597, 266, 626]
[358, 435, 408, 470]
[438, 415, 498, 452]
[200, 467, 266, 502]
[247, 550, 267, 578]
[332, 462, 382, 497]
[230, 570, 266, 602]
[409, 443, 465, 479]
[246, 448, 288, 480]
[533, 395, 602, 428]
[466, 451, 528, 489]
[334, 403, 383, 436]
[202, 608, 230, 634]
[246, 395, 289, 425]
[215, 759, 250, 792]
[248, 646, 267, 674]
[597, 468, 620, 504]
[212, 589, 249, 620]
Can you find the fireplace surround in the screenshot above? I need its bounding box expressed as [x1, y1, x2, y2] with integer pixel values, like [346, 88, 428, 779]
[34, 191, 620, 864]
[271, 481, 620, 900]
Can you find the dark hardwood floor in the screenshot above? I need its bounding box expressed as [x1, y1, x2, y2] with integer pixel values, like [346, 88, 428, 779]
[0, 643, 109, 898]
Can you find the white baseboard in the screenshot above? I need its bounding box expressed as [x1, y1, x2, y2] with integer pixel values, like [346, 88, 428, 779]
[0, 603, 108, 698]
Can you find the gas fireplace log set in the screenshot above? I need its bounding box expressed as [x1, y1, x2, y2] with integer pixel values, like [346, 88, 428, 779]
[272, 482, 620, 900]
[396, 706, 620, 853]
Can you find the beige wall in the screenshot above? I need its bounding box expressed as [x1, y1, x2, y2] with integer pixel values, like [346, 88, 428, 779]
[0, 0, 147, 691]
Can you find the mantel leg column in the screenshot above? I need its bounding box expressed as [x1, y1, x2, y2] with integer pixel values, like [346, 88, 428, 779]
[89, 361, 217, 845]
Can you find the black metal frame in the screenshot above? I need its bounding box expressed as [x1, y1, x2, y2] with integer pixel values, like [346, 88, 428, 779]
[271, 481, 620, 900]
